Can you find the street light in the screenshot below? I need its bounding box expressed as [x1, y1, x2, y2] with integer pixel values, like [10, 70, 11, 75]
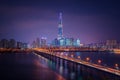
[78, 56, 80, 59]
[86, 57, 90, 62]
[61, 52, 63, 56]
[71, 54, 74, 58]
[65, 54, 68, 56]
[98, 59, 102, 64]
[115, 63, 119, 70]
[115, 63, 118, 67]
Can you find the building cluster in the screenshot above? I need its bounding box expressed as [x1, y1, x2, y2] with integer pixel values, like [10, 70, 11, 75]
[84, 40, 120, 49]
[31, 13, 120, 49]
[52, 12, 80, 47]
[31, 37, 47, 48]
[0, 39, 28, 49]
[52, 38, 80, 47]
[31, 12, 80, 48]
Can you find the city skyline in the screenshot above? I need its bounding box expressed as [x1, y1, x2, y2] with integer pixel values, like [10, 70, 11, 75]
[0, 0, 120, 44]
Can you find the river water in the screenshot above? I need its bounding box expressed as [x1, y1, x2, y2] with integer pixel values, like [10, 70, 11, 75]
[0, 52, 120, 80]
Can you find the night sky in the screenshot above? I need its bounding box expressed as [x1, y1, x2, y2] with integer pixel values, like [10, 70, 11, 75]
[0, 0, 120, 44]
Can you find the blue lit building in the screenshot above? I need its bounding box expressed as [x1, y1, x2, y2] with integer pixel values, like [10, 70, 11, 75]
[52, 13, 80, 47]
[58, 12, 63, 40]
[52, 38, 59, 47]
[40, 37, 47, 47]
[73, 39, 80, 47]
[59, 38, 66, 46]
[65, 38, 74, 47]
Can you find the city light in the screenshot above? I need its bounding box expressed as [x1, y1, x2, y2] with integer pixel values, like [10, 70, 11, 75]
[77, 56, 80, 59]
[65, 54, 68, 56]
[86, 57, 90, 61]
[71, 54, 74, 58]
[98, 60, 102, 64]
[115, 64, 118, 67]
[1, 0, 120, 80]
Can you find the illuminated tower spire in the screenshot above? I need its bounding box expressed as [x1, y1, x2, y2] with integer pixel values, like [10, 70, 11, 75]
[58, 12, 63, 39]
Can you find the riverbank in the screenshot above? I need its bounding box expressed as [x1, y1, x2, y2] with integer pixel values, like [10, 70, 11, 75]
[0, 48, 32, 53]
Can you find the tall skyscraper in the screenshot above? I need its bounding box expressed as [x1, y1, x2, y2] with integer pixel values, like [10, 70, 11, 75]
[41, 37, 47, 47]
[36, 38, 40, 48]
[58, 12, 63, 39]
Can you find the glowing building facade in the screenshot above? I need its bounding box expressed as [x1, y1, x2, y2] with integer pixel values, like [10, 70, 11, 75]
[41, 37, 47, 47]
[52, 13, 80, 47]
[58, 12, 63, 39]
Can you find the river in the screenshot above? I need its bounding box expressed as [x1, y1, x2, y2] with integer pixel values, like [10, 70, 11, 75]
[0, 52, 120, 80]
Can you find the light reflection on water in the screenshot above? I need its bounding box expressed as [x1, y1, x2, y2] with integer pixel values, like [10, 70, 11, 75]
[0, 53, 65, 80]
[35, 52, 120, 80]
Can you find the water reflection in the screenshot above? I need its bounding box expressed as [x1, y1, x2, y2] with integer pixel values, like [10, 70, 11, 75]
[0, 53, 65, 80]
[36, 52, 120, 80]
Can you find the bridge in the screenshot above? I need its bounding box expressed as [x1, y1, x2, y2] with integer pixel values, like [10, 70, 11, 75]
[33, 48, 120, 77]
[37, 47, 108, 52]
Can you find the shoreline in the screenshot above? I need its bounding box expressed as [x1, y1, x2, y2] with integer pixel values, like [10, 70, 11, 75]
[0, 48, 32, 53]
